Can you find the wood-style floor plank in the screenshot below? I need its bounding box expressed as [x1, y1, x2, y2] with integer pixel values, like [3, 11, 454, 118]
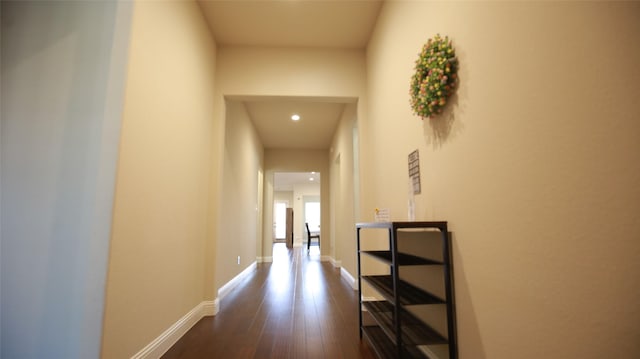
[162, 244, 376, 359]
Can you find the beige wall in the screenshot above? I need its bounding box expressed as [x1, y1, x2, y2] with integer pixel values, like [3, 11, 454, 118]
[329, 103, 359, 280]
[101, 1, 217, 357]
[364, 1, 640, 358]
[216, 100, 264, 288]
[217, 47, 365, 98]
[274, 191, 294, 205]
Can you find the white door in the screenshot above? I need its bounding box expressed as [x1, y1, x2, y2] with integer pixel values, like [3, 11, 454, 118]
[274, 201, 288, 240]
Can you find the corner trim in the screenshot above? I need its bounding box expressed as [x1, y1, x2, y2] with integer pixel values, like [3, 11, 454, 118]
[203, 300, 217, 316]
[340, 267, 357, 290]
[131, 301, 207, 359]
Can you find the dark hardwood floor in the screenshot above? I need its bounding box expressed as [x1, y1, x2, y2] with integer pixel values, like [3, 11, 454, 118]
[162, 243, 376, 359]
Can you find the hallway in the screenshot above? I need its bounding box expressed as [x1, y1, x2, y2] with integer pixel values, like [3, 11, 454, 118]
[162, 244, 376, 358]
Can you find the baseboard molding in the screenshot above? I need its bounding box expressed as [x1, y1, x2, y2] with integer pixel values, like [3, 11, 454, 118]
[259, 256, 273, 263]
[330, 257, 342, 268]
[340, 267, 357, 290]
[218, 261, 257, 300]
[320, 255, 331, 262]
[132, 260, 277, 358]
[131, 301, 209, 359]
[203, 300, 217, 316]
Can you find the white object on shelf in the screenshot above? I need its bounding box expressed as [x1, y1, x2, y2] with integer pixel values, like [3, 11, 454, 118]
[374, 208, 389, 222]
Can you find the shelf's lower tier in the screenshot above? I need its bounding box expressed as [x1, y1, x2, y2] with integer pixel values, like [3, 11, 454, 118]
[363, 301, 447, 346]
[362, 325, 425, 359]
[363, 324, 451, 359]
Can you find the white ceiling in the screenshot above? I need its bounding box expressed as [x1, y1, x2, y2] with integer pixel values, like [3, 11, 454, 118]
[242, 97, 348, 150]
[198, 0, 383, 49]
[274, 171, 320, 191]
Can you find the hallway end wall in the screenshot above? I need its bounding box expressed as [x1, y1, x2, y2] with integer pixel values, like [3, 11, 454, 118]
[292, 182, 321, 246]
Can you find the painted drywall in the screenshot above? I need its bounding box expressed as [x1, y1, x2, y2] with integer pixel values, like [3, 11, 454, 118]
[364, 1, 640, 358]
[216, 100, 264, 290]
[213, 47, 366, 267]
[329, 103, 358, 277]
[274, 191, 294, 206]
[217, 46, 365, 98]
[1, 2, 132, 358]
[101, 1, 217, 357]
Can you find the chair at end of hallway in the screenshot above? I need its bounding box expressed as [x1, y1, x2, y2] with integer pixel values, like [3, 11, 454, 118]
[305, 223, 320, 252]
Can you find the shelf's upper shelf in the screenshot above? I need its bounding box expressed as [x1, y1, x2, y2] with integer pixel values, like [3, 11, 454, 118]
[356, 221, 448, 232]
[362, 275, 445, 305]
[361, 250, 443, 266]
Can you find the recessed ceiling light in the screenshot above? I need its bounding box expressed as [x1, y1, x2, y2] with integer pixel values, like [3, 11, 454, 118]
[309, 177, 314, 181]
[291, 114, 300, 121]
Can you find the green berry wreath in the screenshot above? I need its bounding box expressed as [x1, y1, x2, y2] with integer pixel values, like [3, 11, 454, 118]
[409, 34, 459, 119]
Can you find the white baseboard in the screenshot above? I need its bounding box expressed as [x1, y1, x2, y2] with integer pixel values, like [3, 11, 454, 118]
[320, 255, 331, 262]
[340, 267, 357, 290]
[203, 300, 217, 316]
[257, 256, 273, 263]
[131, 301, 209, 359]
[131, 262, 259, 358]
[217, 261, 257, 300]
[330, 257, 342, 268]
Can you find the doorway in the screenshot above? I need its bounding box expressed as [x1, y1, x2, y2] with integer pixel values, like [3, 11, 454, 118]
[273, 171, 321, 248]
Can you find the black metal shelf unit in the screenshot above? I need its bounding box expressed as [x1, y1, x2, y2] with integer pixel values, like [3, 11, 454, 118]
[356, 221, 457, 359]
